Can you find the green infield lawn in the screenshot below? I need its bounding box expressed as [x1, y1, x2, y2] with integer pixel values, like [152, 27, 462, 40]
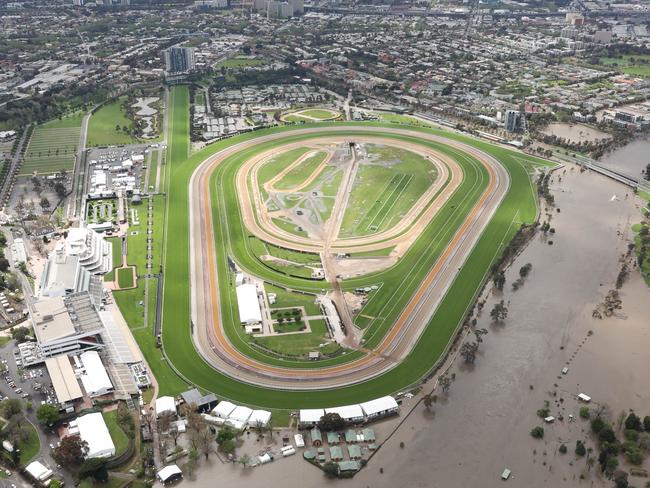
[118, 86, 553, 410]
[339, 144, 438, 238]
[87, 98, 136, 146]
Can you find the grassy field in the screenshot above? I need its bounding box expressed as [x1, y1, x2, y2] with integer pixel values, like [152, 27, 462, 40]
[117, 267, 135, 288]
[599, 55, 650, 77]
[215, 57, 265, 69]
[339, 144, 439, 238]
[19, 422, 40, 466]
[118, 86, 552, 410]
[87, 98, 136, 146]
[103, 410, 130, 456]
[21, 122, 80, 176]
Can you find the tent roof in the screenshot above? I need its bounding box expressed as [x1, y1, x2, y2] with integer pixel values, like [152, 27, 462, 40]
[77, 412, 115, 458]
[157, 464, 182, 482]
[325, 404, 364, 420]
[360, 396, 398, 415]
[212, 400, 236, 418]
[235, 284, 262, 323]
[155, 396, 176, 416]
[299, 408, 324, 423]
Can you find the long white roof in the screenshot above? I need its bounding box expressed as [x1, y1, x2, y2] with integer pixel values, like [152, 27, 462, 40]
[76, 412, 115, 459]
[235, 284, 262, 323]
[325, 404, 364, 420]
[360, 396, 399, 415]
[299, 408, 324, 423]
[79, 351, 113, 396]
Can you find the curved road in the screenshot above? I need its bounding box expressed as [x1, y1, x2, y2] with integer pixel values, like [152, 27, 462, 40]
[187, 126, 509, 390]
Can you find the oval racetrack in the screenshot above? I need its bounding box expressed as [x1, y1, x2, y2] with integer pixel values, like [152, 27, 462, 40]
[186, 126, 510, 390]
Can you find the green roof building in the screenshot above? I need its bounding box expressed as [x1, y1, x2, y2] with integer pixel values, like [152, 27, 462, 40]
[329, 445, 344, 460]
[348, 444, 362, 459]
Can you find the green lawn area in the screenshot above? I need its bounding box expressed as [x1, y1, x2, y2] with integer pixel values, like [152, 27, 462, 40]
[87, 98, 136, 146]
[195, 91, 205, 107]
[115, 86, 551, 412]
[103, 410, 130, 456]
[632, 223, 650, 286]
[21, 123, 80, 176]
[117, 267, 135, 288]
[18, 423, 40, 466]
[375, 112, 437, 128]
[42, 112, 85, 129]
[495, 82, 533, 97]
[339, 144, 439, 238]
[215, 56, 265, 69]
[0, 336, 11, 348]
[599, 55, 650, 77]
[79, 476, 130, 488]
[272, 151, 327, 191]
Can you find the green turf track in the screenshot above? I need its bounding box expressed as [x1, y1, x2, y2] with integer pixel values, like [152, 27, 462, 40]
[150, 86, 550, 408]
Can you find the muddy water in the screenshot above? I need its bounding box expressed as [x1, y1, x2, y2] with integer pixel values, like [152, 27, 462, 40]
[543, 122, 611, 144]
[180, 166, 650, 488]
[599, 137, 650, 178]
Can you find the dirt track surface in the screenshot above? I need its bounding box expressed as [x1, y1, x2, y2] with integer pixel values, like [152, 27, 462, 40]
[187, 126, 509, 390]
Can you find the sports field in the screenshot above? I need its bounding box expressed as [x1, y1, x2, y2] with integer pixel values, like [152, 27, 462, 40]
[20, 116, 81, 176]
[114, 86, 555, 411]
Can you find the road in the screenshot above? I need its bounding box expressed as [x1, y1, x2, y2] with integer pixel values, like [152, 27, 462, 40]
[186, 126, 509, 390]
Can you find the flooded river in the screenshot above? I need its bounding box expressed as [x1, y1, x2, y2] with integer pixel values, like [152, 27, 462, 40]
[599, 137, 650, 178]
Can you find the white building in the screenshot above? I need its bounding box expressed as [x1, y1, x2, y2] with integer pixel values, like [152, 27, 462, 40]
[299, 408, 325, 427]
[25, 461, 53, 482]
[359, 396, 399, 420]
[211, 400, 236, 419]
[325, 404, 365, 423]
[226, 405, 253, 430]
[40, 227, 112, 297]
[235, 284, 262, 332]
[76, 412, 116, 458]
[79, 350, 114, 397]
[155, 396, 177, 417]
[248, 409, 272, 428]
